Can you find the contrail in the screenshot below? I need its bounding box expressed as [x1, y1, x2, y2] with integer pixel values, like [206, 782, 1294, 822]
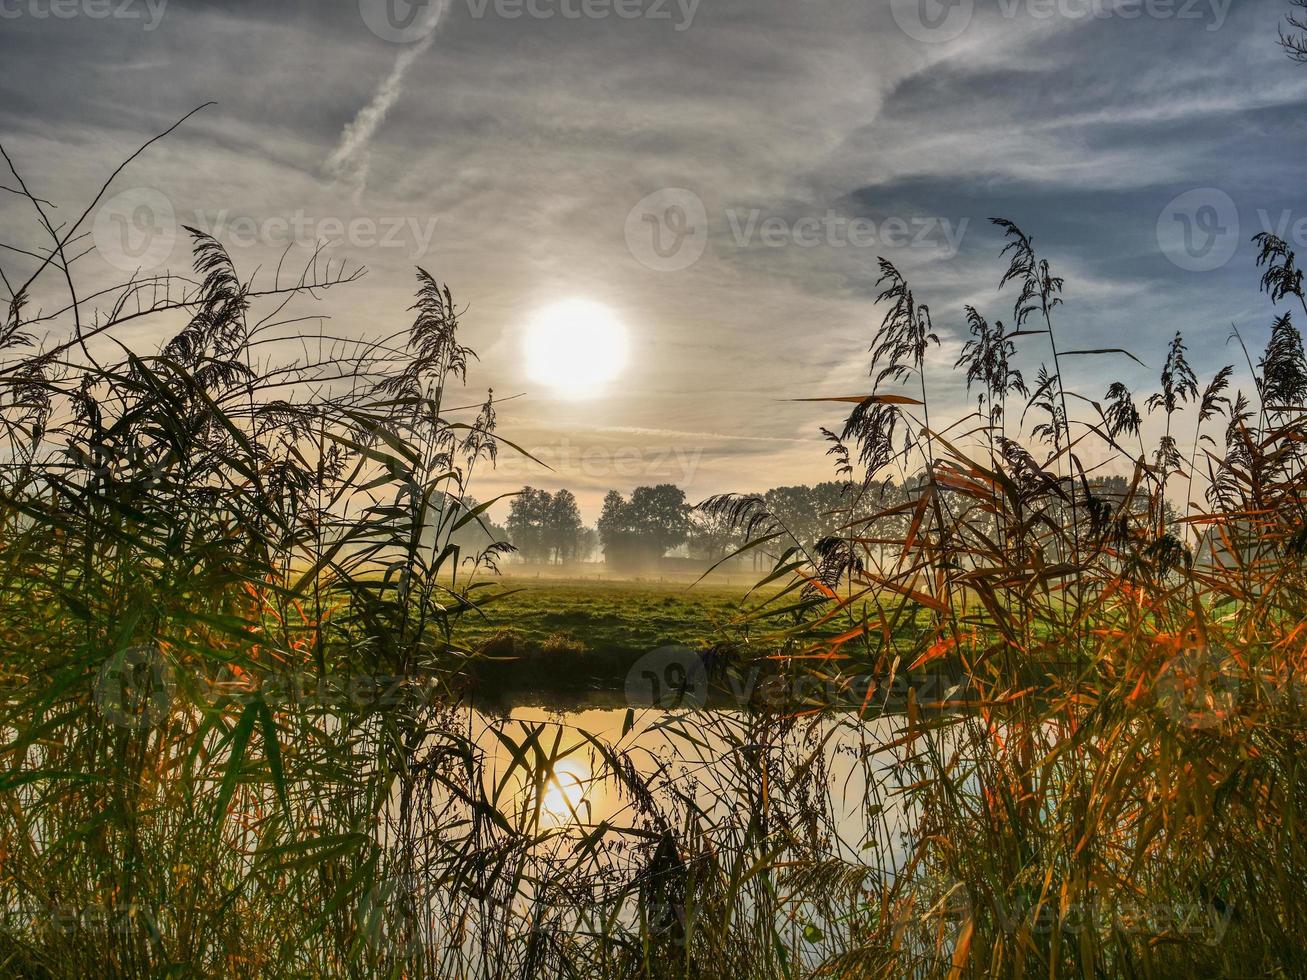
[325, 2, 448, 196]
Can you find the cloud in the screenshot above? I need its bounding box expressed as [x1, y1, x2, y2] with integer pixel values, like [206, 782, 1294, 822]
[2, 0, 1303, 507]
[324, 3, 448, 196]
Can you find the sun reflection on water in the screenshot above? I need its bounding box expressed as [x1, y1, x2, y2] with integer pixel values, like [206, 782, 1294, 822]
[538, 758, 590, 826]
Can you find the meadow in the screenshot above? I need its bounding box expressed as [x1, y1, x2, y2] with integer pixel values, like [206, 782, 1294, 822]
[459, 575, 750, 702]
[460, 573, 753, 655]
[0, 118, 1304, 979]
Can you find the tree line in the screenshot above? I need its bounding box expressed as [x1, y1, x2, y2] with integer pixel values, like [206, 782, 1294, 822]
[502, 480, 876, 568]
[501, 475, 1148, 570]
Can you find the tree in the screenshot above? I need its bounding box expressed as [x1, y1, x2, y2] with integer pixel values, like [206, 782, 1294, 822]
[598, 489, 642, 568]
[597, 490, 628, 556]
[504, 487, 549, 562]
[506, 487, 585, 563]
[688, 506, 744, 563]
[764, 485, 821, 550]
[694, 481, 905, 572]
[626, 484, 690, 555]
[547, 489, 583, 563]
[597, 485, 690, 569]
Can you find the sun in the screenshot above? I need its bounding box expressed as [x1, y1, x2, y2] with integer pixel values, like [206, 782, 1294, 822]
[539, 758, 590, 825]
[523, 299, 628, 399]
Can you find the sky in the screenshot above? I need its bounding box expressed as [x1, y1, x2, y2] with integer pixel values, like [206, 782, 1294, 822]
[2, 0, 1306, 522]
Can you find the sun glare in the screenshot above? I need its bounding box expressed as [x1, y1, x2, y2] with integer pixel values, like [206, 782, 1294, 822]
[523, 299, 628, 400]
[539, 758, 590, 826]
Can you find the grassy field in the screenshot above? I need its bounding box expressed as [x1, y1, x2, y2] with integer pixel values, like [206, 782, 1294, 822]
[461, 574, 755, 656]
[456, 574, 962, 711]
[458, 575, 783, 701]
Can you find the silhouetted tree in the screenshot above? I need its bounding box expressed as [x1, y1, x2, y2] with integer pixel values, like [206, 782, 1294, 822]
[598, 484, 689, 568]
[547, 489, 583, 563]
[506, 487, 549, 561]
[506, 486, 583, 563]
[687, 505, 744, 563]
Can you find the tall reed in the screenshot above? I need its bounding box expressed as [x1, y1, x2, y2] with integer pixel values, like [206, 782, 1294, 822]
[1, 117, 1304, 979]
[706, 219, 1307, 976]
